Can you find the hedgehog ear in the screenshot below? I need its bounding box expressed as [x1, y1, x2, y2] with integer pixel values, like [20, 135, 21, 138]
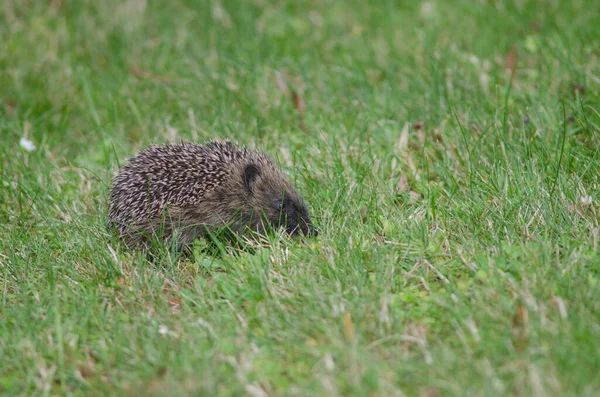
[244, 164, 261, 193]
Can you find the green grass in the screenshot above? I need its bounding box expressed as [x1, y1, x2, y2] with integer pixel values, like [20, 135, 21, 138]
[1, 0, 600, 395]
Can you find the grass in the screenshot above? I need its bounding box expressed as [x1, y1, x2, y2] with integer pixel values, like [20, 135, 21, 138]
[1, 0, 600, 395]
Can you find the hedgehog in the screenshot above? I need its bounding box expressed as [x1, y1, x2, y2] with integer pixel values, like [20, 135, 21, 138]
[108, 140, 316, 251]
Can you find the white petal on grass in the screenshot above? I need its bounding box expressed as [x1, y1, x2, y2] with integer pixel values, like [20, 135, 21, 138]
[158, 324, 169, 336]
[20, 137, 36, 152]
[581, 195, 593, 205]
[420, 1, 436, 19]
[324, 353, 335, 371]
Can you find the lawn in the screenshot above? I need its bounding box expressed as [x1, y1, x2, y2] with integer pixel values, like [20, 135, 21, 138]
[1, 0, 600, 395]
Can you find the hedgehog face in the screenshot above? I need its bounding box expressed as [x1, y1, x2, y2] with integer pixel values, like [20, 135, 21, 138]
[244, 164, 316, 237]
[270, 191, 316, 237]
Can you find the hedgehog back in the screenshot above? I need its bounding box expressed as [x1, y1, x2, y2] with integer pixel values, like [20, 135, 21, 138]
[108, 142, 253, 229]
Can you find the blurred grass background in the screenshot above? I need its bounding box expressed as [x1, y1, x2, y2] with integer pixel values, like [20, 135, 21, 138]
[1, 0, 599, 395]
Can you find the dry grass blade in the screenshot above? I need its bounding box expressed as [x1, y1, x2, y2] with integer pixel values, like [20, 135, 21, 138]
[291, 90, 306, 114]
[274, 71, 308, 132]
[275, 72, 290, 96]
[511, 303, 528, 352]
[506, 45, 517, 81]
[129, 66, 169, 83]
[343, 312, 356, 342]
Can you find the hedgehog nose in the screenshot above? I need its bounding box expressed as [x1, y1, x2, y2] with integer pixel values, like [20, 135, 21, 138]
[306, 226, 318, 237]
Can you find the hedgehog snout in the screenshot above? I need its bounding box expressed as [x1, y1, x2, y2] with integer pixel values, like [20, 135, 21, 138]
[299, 216, 317, 237]
[304, 223, 318, 237]
[284, 212, 316, 237]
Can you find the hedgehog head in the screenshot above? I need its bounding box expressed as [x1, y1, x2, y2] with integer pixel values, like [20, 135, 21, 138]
[242, 162, 316, 238]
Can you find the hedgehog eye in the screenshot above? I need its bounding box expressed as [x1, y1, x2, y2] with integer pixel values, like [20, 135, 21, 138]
[274, 200, 284, 211]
